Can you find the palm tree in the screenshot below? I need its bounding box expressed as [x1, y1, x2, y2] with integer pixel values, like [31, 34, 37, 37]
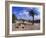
[12, 14, 17, 23]
[29, 9, 38, 25]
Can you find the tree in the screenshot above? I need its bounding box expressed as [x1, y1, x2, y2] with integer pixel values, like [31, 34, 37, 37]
[12, 14, 17, 23]
[29, 9, 38, 25]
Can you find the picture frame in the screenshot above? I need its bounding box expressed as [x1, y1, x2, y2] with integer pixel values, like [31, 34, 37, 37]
[5, 1, 45, 37]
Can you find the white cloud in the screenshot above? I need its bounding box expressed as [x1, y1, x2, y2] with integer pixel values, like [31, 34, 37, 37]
[34, 15, 40, 20]
[23, 10, 29, 15]
[15, 9, 40, 20]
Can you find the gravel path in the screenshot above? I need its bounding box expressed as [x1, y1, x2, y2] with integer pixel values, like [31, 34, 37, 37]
[12, 23, 40, 31]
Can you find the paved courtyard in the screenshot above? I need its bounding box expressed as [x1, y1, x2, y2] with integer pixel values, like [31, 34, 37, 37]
[12, 22, 40, 31]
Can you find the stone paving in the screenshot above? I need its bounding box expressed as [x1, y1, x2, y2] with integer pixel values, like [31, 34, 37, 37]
[12, 22, 40, 31]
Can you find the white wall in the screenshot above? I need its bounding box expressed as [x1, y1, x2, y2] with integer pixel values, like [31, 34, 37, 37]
[0, 0, 46, 38]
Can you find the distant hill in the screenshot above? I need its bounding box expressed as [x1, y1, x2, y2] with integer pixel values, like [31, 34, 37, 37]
[16, 19, 40, 23]
[33, 20, 40, 23]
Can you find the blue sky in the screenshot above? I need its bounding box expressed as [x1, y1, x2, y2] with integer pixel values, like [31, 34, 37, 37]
[12, 7, 40, 20]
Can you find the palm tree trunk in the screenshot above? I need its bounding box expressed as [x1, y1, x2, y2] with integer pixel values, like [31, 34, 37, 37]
[32, 16, 34, 25]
